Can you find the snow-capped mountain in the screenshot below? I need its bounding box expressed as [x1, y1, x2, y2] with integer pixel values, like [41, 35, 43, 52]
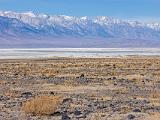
[0, 11, 160, 48]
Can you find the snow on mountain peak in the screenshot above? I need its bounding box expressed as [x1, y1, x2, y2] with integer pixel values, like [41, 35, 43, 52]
[81, 16, 88, 20]
[61, 15, 74, 20]
[0, 11, 160, 30]
[21, 11, 36, 17]
[0, 11, 160, 40]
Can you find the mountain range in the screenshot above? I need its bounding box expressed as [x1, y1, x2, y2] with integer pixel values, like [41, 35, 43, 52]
[0, 11, 160, 48]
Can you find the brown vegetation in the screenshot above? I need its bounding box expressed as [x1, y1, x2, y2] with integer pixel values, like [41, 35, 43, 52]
[22, 96, 62, 115]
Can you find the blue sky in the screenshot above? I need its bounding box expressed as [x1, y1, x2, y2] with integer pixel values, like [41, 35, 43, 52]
[0, 0, 160, 22]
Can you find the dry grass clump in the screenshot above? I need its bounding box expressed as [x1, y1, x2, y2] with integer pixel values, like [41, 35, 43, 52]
[149, 98, 160, 106]
[62, 79, 78, 86]
[22, 96, 62, 115]
[0, 80, 6, 84]
[41, 69, 59, 77]
[4, 90, 19, 98]
[146, 113, 160, 120]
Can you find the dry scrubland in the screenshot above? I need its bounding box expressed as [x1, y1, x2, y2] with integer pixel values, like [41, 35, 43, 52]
[0, 57, 160, 120]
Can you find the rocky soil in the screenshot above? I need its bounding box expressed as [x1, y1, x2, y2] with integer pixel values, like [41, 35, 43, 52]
[0, 57, 160, 120]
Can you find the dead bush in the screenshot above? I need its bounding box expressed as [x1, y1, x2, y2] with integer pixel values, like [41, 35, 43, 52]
[22, 96, 62, 115]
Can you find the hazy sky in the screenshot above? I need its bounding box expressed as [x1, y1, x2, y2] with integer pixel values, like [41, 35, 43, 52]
[0, 0, 160, 22]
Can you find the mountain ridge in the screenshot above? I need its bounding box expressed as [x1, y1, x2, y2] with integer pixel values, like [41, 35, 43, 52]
[0, 11, 160, 48]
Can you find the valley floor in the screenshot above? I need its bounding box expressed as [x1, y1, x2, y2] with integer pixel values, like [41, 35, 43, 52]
[0, 57, 160, 120]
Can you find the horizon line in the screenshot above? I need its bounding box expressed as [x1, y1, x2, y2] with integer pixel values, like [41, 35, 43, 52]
[0, 10, 160, 24]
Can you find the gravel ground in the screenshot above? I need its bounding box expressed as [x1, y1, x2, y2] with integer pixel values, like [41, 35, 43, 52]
[0, 57, 160, 120]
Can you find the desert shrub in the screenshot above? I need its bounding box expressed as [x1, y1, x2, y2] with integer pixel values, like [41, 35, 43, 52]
[22, 96, 62, 115]
[41, 69, 59, 77]
[0, 80, 6, 84]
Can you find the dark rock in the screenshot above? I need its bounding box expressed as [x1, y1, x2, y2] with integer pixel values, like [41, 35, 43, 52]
[62, 98, 73, 103]
[62, 111, 70, 120]
[94, 101, 100, 106]
[50, 92, 55, 95]
[108, 77, 112, 80]
[113, 64, 116, 69]
[11, 82, 16, 84]
[76, 115, 86, 119]
[101, 114, 106, 117]
[114, 83, 117, 86]
[14, 73, 19, 76]
[88, 104, 92, 107]
[21, 92, 32, 98]
[84, 110, 92, 116]
[0, 95, 9, 101]
[80, 74, 85, 78]
[143, 100, 150, 104]
[127, 114, 135, 119]
[4, 102, 17, 108]
[110, 104, 114, 107]
[74, 110, 82, 116]
[51, 111, 61, 116]
[108, 77, 116, 80]
[133, 108, 141, 112]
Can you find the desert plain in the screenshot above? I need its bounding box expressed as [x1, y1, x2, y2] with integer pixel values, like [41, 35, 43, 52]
[0, 57, 160, 120]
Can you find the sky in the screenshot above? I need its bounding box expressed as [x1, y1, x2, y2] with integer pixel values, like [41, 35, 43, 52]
[0, 0, 160, 22]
